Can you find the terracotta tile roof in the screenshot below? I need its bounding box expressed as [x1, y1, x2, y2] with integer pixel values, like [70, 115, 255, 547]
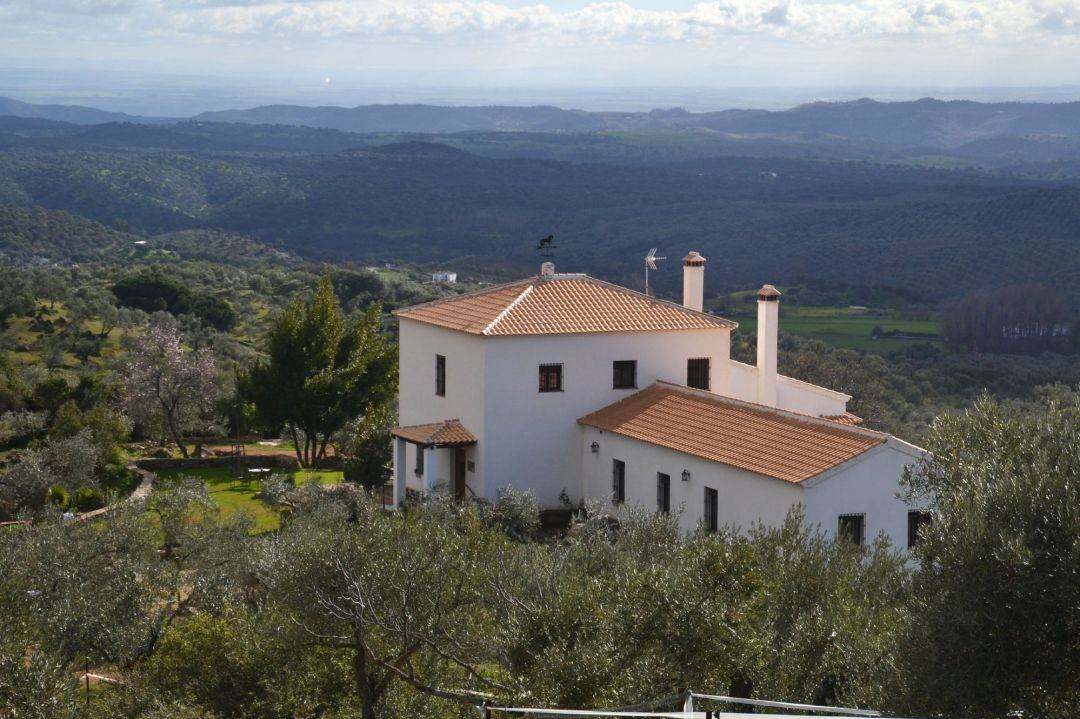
[393, 274, 736, 336]
[391, 419, 478, 446]
[578, 383, 885, 484]
[824, 412, 864, 426]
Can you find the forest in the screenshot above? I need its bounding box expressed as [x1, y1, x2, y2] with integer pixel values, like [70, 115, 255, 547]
[5, 114, 1080, 303]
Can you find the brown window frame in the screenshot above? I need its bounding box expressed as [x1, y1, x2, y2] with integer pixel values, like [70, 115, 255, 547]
[539, 363, 563, 392]
[687, 357, 710, 390]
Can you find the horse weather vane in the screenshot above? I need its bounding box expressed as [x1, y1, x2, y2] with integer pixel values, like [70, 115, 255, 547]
[537, 234, 557, 261]
[644, 247, 666, 297]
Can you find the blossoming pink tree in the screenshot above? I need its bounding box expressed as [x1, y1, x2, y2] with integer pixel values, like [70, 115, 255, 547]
[121, 323, 218, 458]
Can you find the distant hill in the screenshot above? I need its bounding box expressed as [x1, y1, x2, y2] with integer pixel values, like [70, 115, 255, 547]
[0, 96, 166, 125]
[191, 98, 1080, 149]
[194, 103, 605, 134]
[0, 206, 297, 267]
[5, 144, 1080, 302]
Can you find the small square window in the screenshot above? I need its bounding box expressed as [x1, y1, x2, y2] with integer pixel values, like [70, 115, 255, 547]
[539, 363, 563, 392]
[613, 360, 637, 389]
[687, 358, 710, 390]
[908, 510, 931, 549]
[838, 514, 865, 546]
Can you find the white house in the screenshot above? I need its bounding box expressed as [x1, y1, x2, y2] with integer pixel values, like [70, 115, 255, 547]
[431, 271, 458, 284]
[391, 254, 929, 548]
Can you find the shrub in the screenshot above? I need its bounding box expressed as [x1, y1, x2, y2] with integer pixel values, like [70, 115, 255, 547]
[47, 485, 69, 508]
[73, 487, 105, 512]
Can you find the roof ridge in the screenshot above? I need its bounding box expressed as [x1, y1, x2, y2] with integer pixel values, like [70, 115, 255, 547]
[483, 283, 534, 335]
[652, 380, 887, 440]
[571, 274, 738, 328]
[392, 277, 534, 317]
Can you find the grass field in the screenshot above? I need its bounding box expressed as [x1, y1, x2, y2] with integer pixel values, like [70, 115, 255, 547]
[153, 466, 344, 533]
[732, 308, 943, 353]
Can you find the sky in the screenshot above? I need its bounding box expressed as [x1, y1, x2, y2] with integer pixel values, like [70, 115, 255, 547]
[2, 0, 1080, 113]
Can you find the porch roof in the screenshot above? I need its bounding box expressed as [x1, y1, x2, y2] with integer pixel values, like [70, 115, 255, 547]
[391, 419, 478, 447]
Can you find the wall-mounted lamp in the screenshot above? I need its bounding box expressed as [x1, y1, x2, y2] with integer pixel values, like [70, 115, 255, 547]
[590, 441, 600, 454]
[681, 469, 691, 482]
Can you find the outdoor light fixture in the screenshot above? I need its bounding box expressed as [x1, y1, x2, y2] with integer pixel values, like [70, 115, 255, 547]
[590, 441, 600, 453]
[681, 469, 691, 482]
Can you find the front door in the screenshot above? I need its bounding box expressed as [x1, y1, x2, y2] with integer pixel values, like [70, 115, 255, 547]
[453, 447, 467, 500]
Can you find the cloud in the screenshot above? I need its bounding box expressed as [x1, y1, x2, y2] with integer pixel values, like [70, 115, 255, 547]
[5, 0, 1080, 50]
[153, 0, 1080, 41]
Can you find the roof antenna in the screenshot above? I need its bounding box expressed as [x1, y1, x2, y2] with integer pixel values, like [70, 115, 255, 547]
[644, 247, 666, 297]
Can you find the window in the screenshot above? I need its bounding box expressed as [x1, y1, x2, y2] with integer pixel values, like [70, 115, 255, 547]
[704, 487, 718, 532]
[657, 473, 671, 514]
[612, 360, 637, 389]
[539, 363, 563, 392]
[612, 459, 626, 505]
[838, 514, 865, 545]
[687, 358, 710, 390]
[414, 445, 425, 476]
[908, 510, 931, 549]
[435, 354, 446, 396]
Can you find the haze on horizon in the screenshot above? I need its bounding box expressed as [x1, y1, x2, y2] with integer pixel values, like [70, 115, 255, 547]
[2, 0, 1080, 115]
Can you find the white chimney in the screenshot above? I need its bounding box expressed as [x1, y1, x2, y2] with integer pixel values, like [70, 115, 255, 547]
[540, 261, 555, 277]
[682, 251, 706, 312]
[756, 284, 781, 407]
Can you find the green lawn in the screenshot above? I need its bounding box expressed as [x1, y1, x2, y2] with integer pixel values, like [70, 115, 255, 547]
[733, 310, 942, 353]
[153, 466, 343, 533]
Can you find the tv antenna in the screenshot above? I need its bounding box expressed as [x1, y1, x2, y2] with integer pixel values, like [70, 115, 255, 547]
[537, 234, 557, 261]
[644, 247, 666, 297]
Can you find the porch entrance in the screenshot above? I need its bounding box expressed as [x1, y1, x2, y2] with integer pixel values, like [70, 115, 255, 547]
[453, 447, 467, 500]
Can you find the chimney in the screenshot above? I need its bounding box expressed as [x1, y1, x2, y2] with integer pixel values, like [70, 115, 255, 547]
[756, 284, 781, 407]
[540, 261, 555, 277]
[682, 251, 706, 312]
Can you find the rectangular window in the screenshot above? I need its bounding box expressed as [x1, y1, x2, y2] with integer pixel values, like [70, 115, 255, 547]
[612, 360, 637, 389]
[435, 354, 446, 397]
[612, 459, 626, 505]
[704, 487, 718, 532]
[414, 445, 425, 476]
[657, 473, 671, 514]
[687, 358, 710, 390]
[539, 363, 563, 392]
[908, 510, 931, 549]
[838, 514, 865, 546]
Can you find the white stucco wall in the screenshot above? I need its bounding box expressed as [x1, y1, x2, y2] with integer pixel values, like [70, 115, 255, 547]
[802, 438, 927, 548]
[728, 360, 849, 417]
[481, 328, 731, 505]
[581, 426, 804, 534]
[397, 319, 487, 496]
[581, 427, 926, 547]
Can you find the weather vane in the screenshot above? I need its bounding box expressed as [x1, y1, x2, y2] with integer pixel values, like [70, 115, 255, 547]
[537, 234, 557, 261]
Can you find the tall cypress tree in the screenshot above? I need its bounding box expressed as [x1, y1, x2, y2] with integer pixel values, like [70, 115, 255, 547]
[241, 271, 396, 468]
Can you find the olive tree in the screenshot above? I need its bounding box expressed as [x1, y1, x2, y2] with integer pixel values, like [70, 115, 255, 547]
[251, 488, 510, 719]
[901, 392, 1080, 718]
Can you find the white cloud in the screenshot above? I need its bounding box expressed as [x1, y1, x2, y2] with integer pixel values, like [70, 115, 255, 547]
[152, 0, 1080, 40]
